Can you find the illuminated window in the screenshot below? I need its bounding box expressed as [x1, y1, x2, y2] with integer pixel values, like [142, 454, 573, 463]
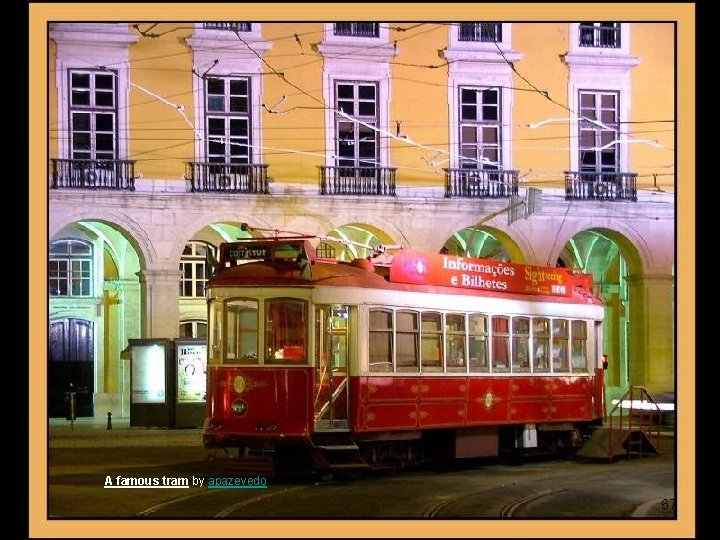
[552, 319, 570, 372]
[421, 312, 443, 371]
[469, 314, 488, 372]
[49, 239, 92, 297]
[68, 69, 117, 161]
[491, 316, 510, 372]
[571, 320, 588, 371]
[459, 87, 501, 170]
[396, 310, 419, 372]
[445, 313, 467, 372]
[511, 317, 530, 372]
[206, 76, 251, 164]
[369, 309, 393, 372]
[532, 318, 550, 373]
[225, 298, 259, 364]
[265, 298, 307, 364]
[179, 241, 216, 298]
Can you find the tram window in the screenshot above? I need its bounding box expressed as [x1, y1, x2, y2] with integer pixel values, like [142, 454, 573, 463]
[266, 299, 307, 364]
[491, 316, 510, 372]
[421, 312, 443, 372]
[532, 318, 550, 373]
[571, 320, 588, 372]
[469, 314, 488, 372]
[208, 299, 223, 364]
[512, 317, 531, 372]
[369, 309, 393, 372]
[552, 319, 569, 372]
[445, 313, 467, 372]
[225, 299, 259, 364]
[396, 310, 419, 372]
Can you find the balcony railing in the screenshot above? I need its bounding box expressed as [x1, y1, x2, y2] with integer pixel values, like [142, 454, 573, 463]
[458, 23, 502, 43]
[579, 24, 621, 48]
[187, 162, 270, 194]
[50, 159, 136, 190]
[319, 166, 396, 196]
[443, 168, 518, 198]
[564, 171, 637, 201]
[333, 23, 379, 38]
[202, 23, 251, 32]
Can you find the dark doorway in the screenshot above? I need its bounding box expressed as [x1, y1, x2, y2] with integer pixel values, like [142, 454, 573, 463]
[48, 318, 94, 417]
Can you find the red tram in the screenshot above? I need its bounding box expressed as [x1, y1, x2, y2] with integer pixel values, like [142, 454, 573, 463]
[203, 235, 605, 473]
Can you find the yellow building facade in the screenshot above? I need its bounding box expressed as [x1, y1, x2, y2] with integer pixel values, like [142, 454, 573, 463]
[46, 20, 677, 418]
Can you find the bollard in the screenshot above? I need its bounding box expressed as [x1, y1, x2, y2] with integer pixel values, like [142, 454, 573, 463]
[107, 411, 112, 430]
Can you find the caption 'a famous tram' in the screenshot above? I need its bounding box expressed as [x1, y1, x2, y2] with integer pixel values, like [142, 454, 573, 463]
[202, 233, 605, 474]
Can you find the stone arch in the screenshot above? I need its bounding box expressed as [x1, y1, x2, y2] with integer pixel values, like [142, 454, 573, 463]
[441, 224, 529, 263]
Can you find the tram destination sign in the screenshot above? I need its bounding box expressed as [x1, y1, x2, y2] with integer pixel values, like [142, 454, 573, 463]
[389, 251, 572, 297]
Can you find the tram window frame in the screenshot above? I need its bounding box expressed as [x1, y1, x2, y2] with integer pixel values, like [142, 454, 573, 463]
[490, 316, 510, 372]
[445, 313, 468, 373]
[511, 317, 531, 373]
[532, 318, 551, 373]
[224, 298, 259, 364]
[208, 298, 223, 364]
[396, 310, 420, 372]
[421, 311, 443, 372]
[552, 319, 570, 372]
[468, 314, 489, 372]
[265, 298, 308, 365]
[369, 309, 394, 372]
[570, 320, 588, 372]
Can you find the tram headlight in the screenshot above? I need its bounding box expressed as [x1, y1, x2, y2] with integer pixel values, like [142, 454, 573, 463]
[231, 399, 248, 417]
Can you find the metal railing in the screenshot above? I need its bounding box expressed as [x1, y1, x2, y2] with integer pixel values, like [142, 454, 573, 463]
[186, 162, 270, 194]
[333, 23, 379, 38]
[458, 23, 502, 43]
[564, 171, 637, 201]
[319, 165, 396, 196]
[606, 386, 663, 460]
[579, 24, 621, 48]
[202, 23, 251, 32]
[443, 168, 518, 198]
[50, 159, 136, 190]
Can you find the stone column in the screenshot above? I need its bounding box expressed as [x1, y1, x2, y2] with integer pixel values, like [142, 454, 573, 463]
[137, 268, 181, 340]
[625, 274, 675, 395]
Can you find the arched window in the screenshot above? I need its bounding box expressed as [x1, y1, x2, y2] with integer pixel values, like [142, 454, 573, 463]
[49, 239, 93, 297]
[179, 241, 216, 298]
[179, 320, 208, 339]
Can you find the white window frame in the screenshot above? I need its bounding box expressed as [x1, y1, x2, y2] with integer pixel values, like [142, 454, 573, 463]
[448, 22, 513, 51]
[49, 239, 94, 297]
[322, 22, 389, 44]
[50, 23, 137, 160]
[317, 27, 395, 168]
[569, 22, 631, 56]
[187, 25, 271, 163]
[443, 24, 521, 171]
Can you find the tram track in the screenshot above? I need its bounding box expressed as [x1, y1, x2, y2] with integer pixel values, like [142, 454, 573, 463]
[499, 488, 568, 518]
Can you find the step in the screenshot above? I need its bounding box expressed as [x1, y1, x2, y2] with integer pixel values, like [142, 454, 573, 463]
[316, 444, 360, 451]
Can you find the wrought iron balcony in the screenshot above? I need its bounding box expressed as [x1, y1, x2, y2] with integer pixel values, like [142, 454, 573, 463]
[564, 171, 637, 201]
[579, 24, 621, 48]
[443, 168, 519, 198]
[186, 162, 269, 194]
[333, 23, 379, 38]
[50, 159, 136, 190]
[458, 23, 502, 43]
[319, 166, 396, 196]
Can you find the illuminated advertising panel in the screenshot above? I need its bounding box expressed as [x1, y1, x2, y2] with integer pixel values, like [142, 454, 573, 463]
[177, 343, 207, 403]
[131, 344, 167, 404]
[389, 251, 572, 297]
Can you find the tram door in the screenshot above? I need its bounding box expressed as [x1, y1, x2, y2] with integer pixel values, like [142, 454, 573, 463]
[314, 305, 349, 431]
[48, 318, 94, 418]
